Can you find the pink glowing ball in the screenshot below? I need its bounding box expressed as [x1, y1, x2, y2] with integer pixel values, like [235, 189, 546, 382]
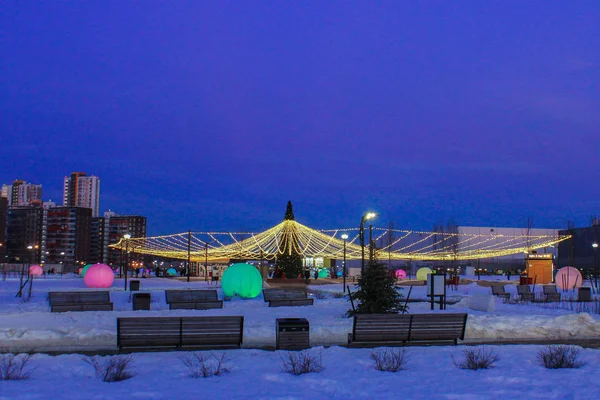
[555, 266, 582, 290]
[29, 265, 43, 277]
[395, 269, 407, 279]
[84, 263, 115, 288]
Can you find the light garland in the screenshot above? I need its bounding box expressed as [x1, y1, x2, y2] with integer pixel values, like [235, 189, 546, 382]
[109, 220, 570, 262]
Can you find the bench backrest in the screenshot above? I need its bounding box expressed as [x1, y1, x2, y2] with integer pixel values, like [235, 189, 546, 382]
[491, 285, 506, 295]
[543, 285, 558, 294]
[165, 290, 218, 303]
[517, 285, 531, 294]
[353, 313, 468, 343]
[181, 316, 244, 346]
[409, 313, 468, 341]
[353, 314, 412, 342]
[117, 316, 244, 348]
[49, 291, 111, 305]
[263, 290, 307, 301]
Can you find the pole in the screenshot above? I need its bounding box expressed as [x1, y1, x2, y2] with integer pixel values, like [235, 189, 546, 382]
[124, 239, 129, 291]
[205, 242, 208, 283]
[369, 224, 373, 262]
[187, 230, 191, 283]
[343, 238, 347, 289]
[119, 241, 123, 278]
[360, 216, 365, 275]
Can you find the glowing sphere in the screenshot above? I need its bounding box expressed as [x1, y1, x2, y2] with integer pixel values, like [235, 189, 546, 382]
[81, 264, 93, 277]
[222, 263, 262, 299]
[416, 267, 433, 281]
[395, 269, 406, 279]
[555, 267, 583, 290]
[318, 269, 329, 278]
[166, 268, 177, 276]
[29, 265, 43, 277]
[84, 263, 114, 288]
[337, 271, 343, 277]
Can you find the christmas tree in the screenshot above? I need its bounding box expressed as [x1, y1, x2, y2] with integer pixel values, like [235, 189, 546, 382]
[349, 259, 406, 315]
[275, 201, 303, 278]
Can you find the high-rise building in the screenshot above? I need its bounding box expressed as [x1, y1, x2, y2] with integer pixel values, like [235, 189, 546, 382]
[6, 205, 44, 264]
[63, 172, 100, 217]
[1, 180, 42, 206]
[43, 207, 92, 270]
[107, 215, 147, 267]
[0, 197, 7, 261]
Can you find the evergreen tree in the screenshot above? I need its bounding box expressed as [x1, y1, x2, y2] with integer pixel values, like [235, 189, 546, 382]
[349, 260, 406, 315]
[276, 201, 303, 278]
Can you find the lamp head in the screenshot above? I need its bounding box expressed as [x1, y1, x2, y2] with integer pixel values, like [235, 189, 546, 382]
[593, 243, 598, 249]
[27, 245, 33, 250]
[341, 233, 349, 240]
[124, 234, 132, 239]
[365, 212, 376, 220]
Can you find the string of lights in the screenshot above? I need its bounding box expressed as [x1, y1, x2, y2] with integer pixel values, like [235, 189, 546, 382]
[110, 220, 570, 262]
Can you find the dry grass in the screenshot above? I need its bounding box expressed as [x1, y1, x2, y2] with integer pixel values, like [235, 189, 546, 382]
[180, 352, 230, 378]
[84, 355, 135, 382]
[371, 348, 408, 372]
[453, 347, 499, 370]
[280, 349, 323, 375]
[0, 353, 34, 380]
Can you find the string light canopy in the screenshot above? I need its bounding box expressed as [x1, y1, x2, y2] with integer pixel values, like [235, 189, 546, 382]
[110, 220, 570, 262]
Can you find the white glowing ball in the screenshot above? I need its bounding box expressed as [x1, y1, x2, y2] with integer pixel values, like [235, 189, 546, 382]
[555, 266, 582, 290]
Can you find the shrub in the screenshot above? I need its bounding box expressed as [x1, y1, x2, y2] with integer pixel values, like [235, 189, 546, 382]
[180, 352, 230, 378]
[280, 349, 323, 375]
[453, 347, 499, 370]
[371, 348, 407, 372]
[0, 353, 34, 380]
[84, 355, 135, 382]
[538, 345, 585, 369]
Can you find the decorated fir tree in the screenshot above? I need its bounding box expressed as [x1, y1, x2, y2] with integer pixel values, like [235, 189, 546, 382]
[275, 201, 303, 278]
[349, 260, 406, 315]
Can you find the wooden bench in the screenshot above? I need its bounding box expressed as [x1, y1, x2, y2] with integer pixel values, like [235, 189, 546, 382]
[49, 291, 113, 312]
[490, 285, 511, 300]
[263, 289, 314, 307]
[543, 285, 561, 302]
[517, 285, 534, 302]
[165, 290, 223, 310]
[117, 316, 244, 351]
[348, 313, 468, 347]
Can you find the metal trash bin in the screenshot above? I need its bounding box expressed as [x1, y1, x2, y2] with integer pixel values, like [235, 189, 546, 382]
[578, 287, 591, 302]
[130, 280, 140, 291]
[133, 292, 151, 310]
[276, 318, 309, 350]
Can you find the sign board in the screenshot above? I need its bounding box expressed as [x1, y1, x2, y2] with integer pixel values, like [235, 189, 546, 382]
[427, 274, 446, 296]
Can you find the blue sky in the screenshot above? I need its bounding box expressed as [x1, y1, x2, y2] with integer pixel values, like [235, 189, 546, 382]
[1, 1, 599, 234]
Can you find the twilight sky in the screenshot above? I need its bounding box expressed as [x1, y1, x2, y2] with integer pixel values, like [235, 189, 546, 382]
[1, 1, 599, 235]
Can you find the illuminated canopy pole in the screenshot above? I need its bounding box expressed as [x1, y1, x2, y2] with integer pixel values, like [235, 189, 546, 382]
[123, 233, 131, 290]
[341, 233, 348, 289]
[187, 230, 191, 283]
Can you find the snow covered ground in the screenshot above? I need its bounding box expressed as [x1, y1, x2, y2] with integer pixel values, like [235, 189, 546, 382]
[1, 344, 600, 399]
[1, 275, 600, 352]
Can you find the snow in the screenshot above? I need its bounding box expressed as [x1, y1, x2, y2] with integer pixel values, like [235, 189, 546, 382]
[2, 275, 600, 398]
[1, 275, 600, 352]
[2, 345, 600, 399]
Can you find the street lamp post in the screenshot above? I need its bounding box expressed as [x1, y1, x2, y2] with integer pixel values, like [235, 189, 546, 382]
[123, 234, 131, 290]
[187, 231, 192, 283]
[205, 242, 209, 283]
[359, 212, 376, 275]
[593, 243, 598, 290]
[369, 224, 374, 262]
[341, 233, 348, 290]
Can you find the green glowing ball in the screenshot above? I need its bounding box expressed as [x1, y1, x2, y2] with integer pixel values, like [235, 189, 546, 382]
[318, 269, 329, 278]
[222, 263, 263, 299]
[416, 267, 433, 281]
[82, 264, 93, 277]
